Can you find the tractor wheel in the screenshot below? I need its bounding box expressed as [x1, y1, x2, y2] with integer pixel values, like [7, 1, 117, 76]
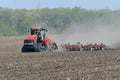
[51, 42, 58, 50]
[37, 42, 47, 52]
[21, 46, 28, 52]
[21, 45, 38, 52]
[22, 46, 26, 52]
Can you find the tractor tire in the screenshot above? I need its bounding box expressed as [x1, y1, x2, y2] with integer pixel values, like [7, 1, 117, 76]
[21, 45, 38, 52]
[51, 42, 58, 50]
[48, 42, 58, 51]
[37, 42, 47, 52]
[22, 46, 27, 52]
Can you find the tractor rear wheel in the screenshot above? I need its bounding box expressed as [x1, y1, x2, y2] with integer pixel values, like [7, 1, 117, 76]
[49, 42, 58, 51]
[51, 42, 58, 50]
[37, 42, 47, 52]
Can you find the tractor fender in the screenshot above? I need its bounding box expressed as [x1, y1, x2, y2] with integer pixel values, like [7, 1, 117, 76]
[43, 37, 54, 45]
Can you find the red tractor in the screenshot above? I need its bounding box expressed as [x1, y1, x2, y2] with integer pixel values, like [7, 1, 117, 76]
[21, 27, 58, 52]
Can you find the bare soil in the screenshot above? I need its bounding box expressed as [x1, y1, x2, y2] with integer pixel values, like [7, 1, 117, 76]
[0, 36, 120, 80]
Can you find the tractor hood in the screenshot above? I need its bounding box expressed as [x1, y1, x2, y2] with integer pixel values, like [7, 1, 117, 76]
[24, 35, 37, 43]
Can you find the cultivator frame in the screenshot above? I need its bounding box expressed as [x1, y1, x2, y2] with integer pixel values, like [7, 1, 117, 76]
[61, 42, 108, 51]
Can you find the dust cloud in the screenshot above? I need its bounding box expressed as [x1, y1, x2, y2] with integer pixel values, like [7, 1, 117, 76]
[48, 24, 120, 49]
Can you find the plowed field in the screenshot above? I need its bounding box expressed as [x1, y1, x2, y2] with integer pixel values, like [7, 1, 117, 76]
[0, 36, 120, 80]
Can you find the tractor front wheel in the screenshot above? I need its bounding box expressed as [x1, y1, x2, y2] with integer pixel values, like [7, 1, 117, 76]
[22, 46, 27, 52]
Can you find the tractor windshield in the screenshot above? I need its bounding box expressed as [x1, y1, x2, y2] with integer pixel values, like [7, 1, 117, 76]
[40, 29, 47, 39]
[31, 30, 39, 35]
[31, 28, 47, 39]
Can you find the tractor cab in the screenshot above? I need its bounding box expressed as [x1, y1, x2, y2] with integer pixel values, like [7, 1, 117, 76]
[30, 28, 47, 40]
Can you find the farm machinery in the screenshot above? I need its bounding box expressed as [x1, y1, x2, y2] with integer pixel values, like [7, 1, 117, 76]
[61, 42, 107, 51]
[21, 27, 109, 52]
[21, 27, 58, 52]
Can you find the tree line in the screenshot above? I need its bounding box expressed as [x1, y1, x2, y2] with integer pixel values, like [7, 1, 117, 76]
[0, 7, 120, 36]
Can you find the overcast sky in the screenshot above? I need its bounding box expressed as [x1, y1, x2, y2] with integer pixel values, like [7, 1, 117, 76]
[0, 0, 120, 10]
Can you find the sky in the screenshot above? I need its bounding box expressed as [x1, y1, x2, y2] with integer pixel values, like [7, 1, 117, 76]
[0, 0, 120, 10]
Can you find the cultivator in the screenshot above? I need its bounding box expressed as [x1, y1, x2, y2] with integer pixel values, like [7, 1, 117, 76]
[61, 42, 108, 51]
